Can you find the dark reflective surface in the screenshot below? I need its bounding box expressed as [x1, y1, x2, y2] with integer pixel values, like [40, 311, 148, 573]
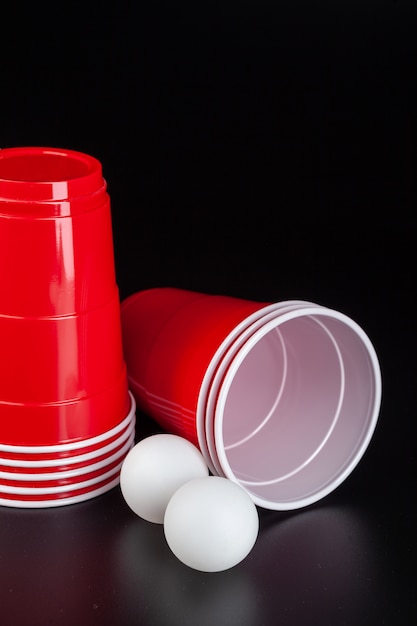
[1, 1, 416, 624]
[1, 477, 414, 625]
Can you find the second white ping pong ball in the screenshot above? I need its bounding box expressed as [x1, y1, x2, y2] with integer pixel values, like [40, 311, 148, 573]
[120, 434, 209, 523]
[164, 476, 259, 572]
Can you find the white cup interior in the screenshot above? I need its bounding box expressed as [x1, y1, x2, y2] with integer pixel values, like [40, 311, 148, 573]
[214, 305, 381, 510]
[196, 302, 285, 473]
[204, 301, 311, 475]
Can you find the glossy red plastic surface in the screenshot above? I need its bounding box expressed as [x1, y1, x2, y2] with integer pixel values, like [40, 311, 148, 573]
[0, 146, 104, 203]
[0, 153, 117, 318]
[0, 292, 125, 404]
[0, 147, 130, 447]
[0, 413, 134, 463]
[0, 470, 120, 503]
[0, 455, 127, 490]
[0, 368, 130, 446]
[121, 288, 265, 446]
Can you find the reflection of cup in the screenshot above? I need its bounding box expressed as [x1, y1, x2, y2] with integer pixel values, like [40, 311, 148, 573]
[121, 288, 381, 510]
[0, 147, 135, 506]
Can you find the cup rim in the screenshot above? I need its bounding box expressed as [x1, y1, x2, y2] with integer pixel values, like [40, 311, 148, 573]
[0, 412, 135, 469]
[202, 301, 313, 476]
[0, 146, 104, 203]
[0, 458, 126, 496]
[194, 302, 275, 473]
[0, 431, 135, 481]
[0, 392, 135, 455]
[213, 305, 382, 510]
[0, 475, 120, 508]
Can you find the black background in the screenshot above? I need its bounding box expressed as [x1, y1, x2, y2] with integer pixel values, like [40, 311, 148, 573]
[1, 1, 416, 624]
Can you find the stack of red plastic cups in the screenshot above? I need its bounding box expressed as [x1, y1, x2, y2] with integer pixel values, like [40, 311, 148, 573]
[0, 147, 135, 508]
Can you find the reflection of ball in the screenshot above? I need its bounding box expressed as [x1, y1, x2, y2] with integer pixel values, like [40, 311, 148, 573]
[164, 476, 259, 572]
[120, 434, 209, 523]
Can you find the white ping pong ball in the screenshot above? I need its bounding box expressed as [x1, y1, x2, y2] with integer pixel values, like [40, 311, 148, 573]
[164, 476, 259, 572]
[120, 434, 209, 523]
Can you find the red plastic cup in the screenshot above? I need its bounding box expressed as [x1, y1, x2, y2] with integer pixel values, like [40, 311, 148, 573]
[0, 146, 130, 445]
[0, 147, 134, 505]
[121, 288, 382, 511]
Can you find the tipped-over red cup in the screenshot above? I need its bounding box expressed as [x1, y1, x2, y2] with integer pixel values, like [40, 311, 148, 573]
[121, 288, 382, 511]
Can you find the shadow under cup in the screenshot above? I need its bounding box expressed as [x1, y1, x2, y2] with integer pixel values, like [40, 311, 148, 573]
[121, 289, 381, 511]
[0, 147, 134, 506]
